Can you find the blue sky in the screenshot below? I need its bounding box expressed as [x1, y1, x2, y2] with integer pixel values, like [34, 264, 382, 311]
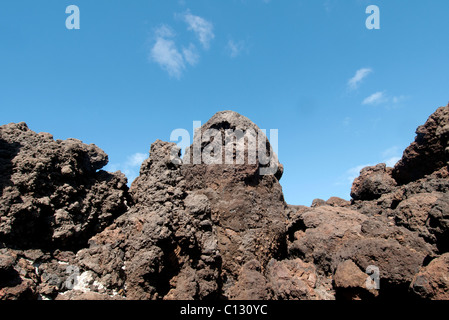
[1, 0, 449, 205]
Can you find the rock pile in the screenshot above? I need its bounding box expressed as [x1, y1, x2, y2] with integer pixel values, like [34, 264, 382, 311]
[1, 104, 449, 300]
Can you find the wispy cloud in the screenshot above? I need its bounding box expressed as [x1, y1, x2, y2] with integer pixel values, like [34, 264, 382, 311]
[392, 95, 407, 104]
[339, 146, 402, 186]
[181, 12, 214, 49]
[150, 25, 185, 79]
[324, 0, 335, 13]
[384, 156, 401, 167]
[362, 91, 409, 107]
[150, 23, 205, 78]
[381, 146, 400, 159]
[345, 163, 373, 183]
[381, 146, 402, 167]
[348, 68, 372, 90]
[127, 153, 147, 167]
[342, 116, 351, 126]
[106, 152, 147, 185]
[182, 43, 199, 66]
[149, 11, 214, 78]
[362, 91, 387, 105]
[227, 39, 246, 58]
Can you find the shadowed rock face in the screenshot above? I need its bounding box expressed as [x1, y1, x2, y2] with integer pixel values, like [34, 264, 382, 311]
[2, 104, 449, 300]
[0, 122, 130, 251]
[393, 106, 449, 185]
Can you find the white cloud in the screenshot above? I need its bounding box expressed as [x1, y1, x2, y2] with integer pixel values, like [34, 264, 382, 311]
[182, 43, 199, 66]
[362, 92, 409, 107]
[348, 68, 372, 90]
[346, 164, 373, 183]
[150, 26, 186, 79]
[106, 152, 147, 186]
[381, 146, 400, 159]
[341, 145, 402, 187]
[362, 91, 387, 105]
[154, 24, 175, 38]
[392, 95, 408, 104]
[384, 156, 401, 167]
[149, 12, 216, 78]
[127, 153, 147, 167]
[227, 39, 246, 58]
[182, 12, 214, 49]
[381, 146, 402, 167]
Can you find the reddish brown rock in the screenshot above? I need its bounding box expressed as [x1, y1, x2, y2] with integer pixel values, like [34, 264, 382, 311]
[333, 260, 378, 300]
[181, 111, 287, 297]
[351, 163, 397, 201]
[2, 105, 449, 301]
[393, 104, 449, 185]
[72, 140, 221, 300]
[411, 253, 449, 300]
[394, 193, 440, 242]
[326, 197, 351, 207]
[287, 206, 368, 273]
[287, 203, 432, 298]
[227, 260, 270, 300]
[266, 258, 333, 300]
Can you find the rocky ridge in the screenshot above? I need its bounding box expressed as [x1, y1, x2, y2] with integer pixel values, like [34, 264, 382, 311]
[1, 105, 449, 300]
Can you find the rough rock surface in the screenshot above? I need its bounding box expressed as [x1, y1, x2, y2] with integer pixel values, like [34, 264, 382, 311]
[411, 253, 449, 299]
[0, 122, 129, 251]
[62, 111, 287, 300]
[393, 105, 449, 184]
[351, 164, 397, 201]
[333, 259, 378, 300]
[181, 111, 287, 297]
[73, 140, 222, 300]
[2, 104, 449, 300]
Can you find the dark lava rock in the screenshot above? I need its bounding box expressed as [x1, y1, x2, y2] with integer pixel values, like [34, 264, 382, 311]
[393, 104, 449, 185]
[3, 104, 449, 300]
[0, 122, 130, 251]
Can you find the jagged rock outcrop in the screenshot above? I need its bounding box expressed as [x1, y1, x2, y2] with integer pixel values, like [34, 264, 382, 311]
[286, 204, 432, 299]
[60, 111, 287, 300]
[285, 103, 449, 299]
[0, 122, 129, 251]
[1, 104, 449, 300]
[70, 139, 221, 300]
[393, 105, 449, 184]
[181, 111, 287, 297]
[0, 122, 129, 299]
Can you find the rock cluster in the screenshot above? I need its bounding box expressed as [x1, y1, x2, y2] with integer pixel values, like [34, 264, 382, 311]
[1, 104, 449, 300]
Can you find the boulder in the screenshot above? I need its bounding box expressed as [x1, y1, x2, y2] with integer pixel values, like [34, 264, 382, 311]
[351, 164, 397, 201]
[411, 253, 449, 299]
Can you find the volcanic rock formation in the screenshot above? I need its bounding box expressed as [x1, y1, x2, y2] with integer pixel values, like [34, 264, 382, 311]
[1, 104, 449, 300]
